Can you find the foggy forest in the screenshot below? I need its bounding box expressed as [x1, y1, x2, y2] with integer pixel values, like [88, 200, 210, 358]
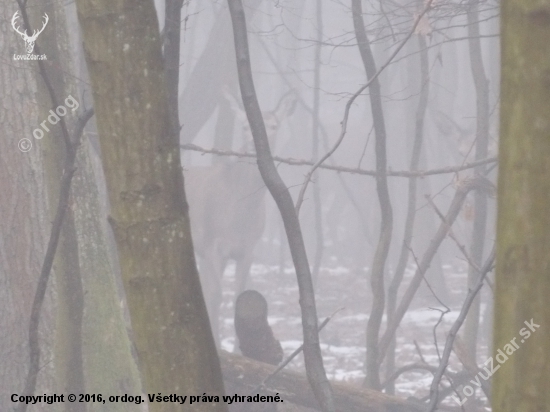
[1, 0, 548, 411]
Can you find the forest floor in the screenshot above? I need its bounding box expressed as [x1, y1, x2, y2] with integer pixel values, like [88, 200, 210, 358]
[218, 260, 493, 411]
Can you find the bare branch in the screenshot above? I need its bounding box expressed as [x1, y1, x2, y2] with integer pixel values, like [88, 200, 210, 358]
[377, 177, 488, 365]
[181, 143, 497, 178]
[251, 308, 344, 395]
[294, 0, 436, 214]
[427, 248, 495, 411]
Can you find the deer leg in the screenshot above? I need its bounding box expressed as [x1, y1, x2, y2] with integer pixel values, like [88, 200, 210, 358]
[198, 248, 226, 348]
[231, 252, 255, 353]
[234, 251, 254, 299]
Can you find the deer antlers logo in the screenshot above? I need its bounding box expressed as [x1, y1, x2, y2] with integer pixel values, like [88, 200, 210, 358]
[11, 11, 49, 54]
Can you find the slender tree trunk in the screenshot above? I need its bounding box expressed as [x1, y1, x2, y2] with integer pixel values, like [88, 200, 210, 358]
[493, 0, 550, 409]
[385, 33, 429, 395]
[351, 0, 394, 390]
[31, 2, 86, 408]
[226, 1, 335, 410]
[311, 0, 324, 286]
[462, 0, 491, 366]
[378, 179, 482, 363]
[75, 1, 227, 410]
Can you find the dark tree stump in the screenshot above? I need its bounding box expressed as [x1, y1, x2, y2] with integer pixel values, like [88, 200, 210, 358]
[235, 290, 283, 366]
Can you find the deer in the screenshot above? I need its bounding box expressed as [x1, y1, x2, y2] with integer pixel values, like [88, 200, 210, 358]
[184, 90, 296, 345]
[11, 11, 49, 54]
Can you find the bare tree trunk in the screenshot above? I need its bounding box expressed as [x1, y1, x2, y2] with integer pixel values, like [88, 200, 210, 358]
[75, 1, 227, 410]
[385, 33, 429, 395]
[226, 1, 335, 410]
[462, 0, 491, 367]
[31, 2, 86, 408]
[493, 0, 550, 409]
[311, 0, 324, 286]
[378, 179, 484, 363]
[351, 0, 394, 390]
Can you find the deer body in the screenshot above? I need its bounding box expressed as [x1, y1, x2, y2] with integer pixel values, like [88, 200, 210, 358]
[185, 160, 267, 342]
[184, 91, 295, 344]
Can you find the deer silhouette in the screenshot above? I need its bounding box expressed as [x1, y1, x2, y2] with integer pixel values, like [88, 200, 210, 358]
[184, 90, 295, 345]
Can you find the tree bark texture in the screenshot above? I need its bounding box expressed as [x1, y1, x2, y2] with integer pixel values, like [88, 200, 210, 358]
[493, 0, 550, 410]
[74, 1, 227, 410]
[0, 2, 51, 407]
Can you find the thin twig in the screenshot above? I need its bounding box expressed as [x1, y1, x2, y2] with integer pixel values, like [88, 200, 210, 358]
[426, 195, 482, 273]
[251, 307, 344, 395]
[426, 248, 495, 411]
[294, 0, 436, 214]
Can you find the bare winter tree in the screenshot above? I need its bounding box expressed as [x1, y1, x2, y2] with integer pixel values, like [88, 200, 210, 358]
[226, 0, 335, 410]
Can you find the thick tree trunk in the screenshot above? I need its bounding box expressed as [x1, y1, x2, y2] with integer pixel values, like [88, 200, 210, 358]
[74, 1, 227, 411]
[493, 0, 550, 409]
[0, 3, 51, 408]
[74, 138, 145, 412]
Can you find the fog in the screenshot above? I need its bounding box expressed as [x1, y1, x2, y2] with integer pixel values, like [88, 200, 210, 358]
[179, 0, 499, 408]
[1, 0, 502, 410]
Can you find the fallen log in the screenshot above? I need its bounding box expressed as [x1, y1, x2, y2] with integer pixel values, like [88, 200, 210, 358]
[220, 351, 425, 412]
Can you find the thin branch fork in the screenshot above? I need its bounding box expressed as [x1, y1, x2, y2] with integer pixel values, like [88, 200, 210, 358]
[426, 195, 482, 273]
[181, 143, 497, 178]
[251, 307, 344, 395]
[294, 0, 436, 214]
[377, 177, 488, 366]
[381, 363, 462, 390]
[426, 248, 495, 411]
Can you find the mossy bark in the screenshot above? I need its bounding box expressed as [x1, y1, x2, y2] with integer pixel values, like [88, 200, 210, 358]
[74, 1, 227, 411]
[72, 140, 143, 412]
[493, 0, 550, 409]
